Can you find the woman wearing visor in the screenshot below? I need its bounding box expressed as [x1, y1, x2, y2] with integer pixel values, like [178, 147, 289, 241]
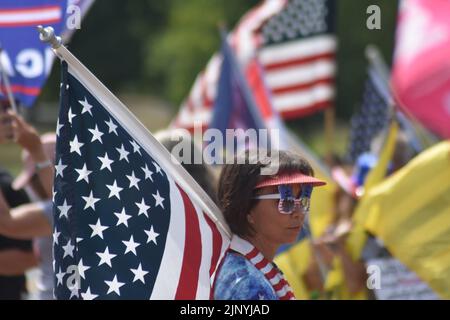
[214, 150, 326, 300]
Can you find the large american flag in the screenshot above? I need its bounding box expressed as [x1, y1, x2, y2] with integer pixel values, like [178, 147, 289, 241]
[173, 0, 337, 130]
[52, 55, 229, 299]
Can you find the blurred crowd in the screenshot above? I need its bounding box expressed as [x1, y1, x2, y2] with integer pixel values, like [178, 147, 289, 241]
[1, 103, 439, 300]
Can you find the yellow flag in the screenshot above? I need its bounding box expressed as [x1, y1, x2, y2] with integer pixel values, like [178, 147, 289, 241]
[348, 121, 399, 260]
[358, 140, 450, 299]
[318, 122, 399, 300]
[309, 169, 337, 237]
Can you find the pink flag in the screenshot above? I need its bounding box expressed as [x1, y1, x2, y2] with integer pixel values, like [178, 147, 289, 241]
[392, 0, 450, 139]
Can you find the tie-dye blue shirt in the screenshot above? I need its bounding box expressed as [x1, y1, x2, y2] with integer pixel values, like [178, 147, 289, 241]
[214, 251, 278, 300]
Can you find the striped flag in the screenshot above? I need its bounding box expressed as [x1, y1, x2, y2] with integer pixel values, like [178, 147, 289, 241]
[173, 0, 337, 130]
[51, 41, 229, 299]
[257, 0, 336, 119]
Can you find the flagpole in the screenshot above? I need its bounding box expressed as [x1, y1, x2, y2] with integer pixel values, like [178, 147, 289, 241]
[37, 25, 232, 239]
[0, 46, 18, 113]
[324, 107, 335, 166]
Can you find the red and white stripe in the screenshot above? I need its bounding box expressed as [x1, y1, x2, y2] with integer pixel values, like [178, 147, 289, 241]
[0, 5, 62, 27]
[150, 178, 229, 299]
[259, 34, 336, 119]
[173, 0, 336, 130]
[230, 235, 296, 300]
[231, 0, 288, 64]
[172, 0, 287, 130]
[0, 84, 41, 96]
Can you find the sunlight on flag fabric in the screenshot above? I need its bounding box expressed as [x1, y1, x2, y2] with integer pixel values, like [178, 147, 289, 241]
[52, 59, 229, 300]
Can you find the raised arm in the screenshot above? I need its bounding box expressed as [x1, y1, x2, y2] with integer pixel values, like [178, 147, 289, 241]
[0, 191, 52, 239]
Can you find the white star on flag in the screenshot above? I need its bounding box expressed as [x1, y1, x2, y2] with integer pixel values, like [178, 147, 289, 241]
[116, 144, 130, 162]
[130, 140, 142, 155]
[53, 229, 61, 245]
[88, 124, 104, 144]
[122, 235, 141, 256]
[81, 287, 98, 300]
[79, 97, 93, 116]
[105, 275, 125, 295]
[130, 263, 149, 284]
[141, 164, 154, 182]
[55, 159, 67, 177]
[70, 135, 84, 156]
[98, 152, 114, 172]
[56, 267, 65, 286]
[58, 199, 71, 219]
[68, 107, 76, 125]
[105, 118, 118, 135]
[62, 240, 75, 258]
[82, 191, 101, 210]
[75, 163, 92, 183]
[135, 198, 150, 217]
[126, 171, 141, 190]
[89, 219, 109, 239]
[77, 258, 91, 279]
[114, 208, 132, 227]
[145, 226, 159, 245]
[153, 190, 165, 209]
[96, 247, 117, 268]
[106, 180, 123, 200]
[152, 161, 163, 176]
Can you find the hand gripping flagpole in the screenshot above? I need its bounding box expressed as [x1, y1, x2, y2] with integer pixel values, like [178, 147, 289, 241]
[37, 25, 232, 239]
[0, 45, 18, 113]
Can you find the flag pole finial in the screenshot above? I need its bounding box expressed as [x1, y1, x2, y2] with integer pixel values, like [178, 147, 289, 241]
[37, 25, 62, 49]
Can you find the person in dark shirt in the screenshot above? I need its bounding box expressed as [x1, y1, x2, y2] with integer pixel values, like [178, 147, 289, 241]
[0, 167, 37, 300]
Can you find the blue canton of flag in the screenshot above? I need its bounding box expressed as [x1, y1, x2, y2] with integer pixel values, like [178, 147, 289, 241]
[53, 61, 227, 300]
[346, 68, 390, 163]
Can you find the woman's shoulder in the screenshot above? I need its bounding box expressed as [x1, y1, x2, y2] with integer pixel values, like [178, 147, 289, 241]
[213, 251, 277, 300]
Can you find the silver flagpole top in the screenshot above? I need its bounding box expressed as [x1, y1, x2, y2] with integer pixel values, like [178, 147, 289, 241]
[37, 25, 62, 49]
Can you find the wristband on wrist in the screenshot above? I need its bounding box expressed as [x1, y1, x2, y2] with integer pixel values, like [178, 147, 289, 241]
[35, 159, 52, 171]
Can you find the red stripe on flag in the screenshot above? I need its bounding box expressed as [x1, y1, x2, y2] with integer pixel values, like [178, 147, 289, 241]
[271, 78, 335, 95]
[204, 213, 222, 277]
[0, 85, 41, 96]
[263, 52, 335, 71]
[0, 5, 59, 14]
[0, 18, 60, 27]
[246, 59, 274, 119]
[174, 184, 202, 299]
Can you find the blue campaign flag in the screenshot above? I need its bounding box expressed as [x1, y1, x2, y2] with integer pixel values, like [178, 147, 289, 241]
[0, 0, 68, 107]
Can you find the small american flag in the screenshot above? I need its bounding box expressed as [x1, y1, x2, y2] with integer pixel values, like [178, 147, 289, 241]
[346, 67, 390, 163]
[52, 59, 229, 300]
[173, 0, 337, 130]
